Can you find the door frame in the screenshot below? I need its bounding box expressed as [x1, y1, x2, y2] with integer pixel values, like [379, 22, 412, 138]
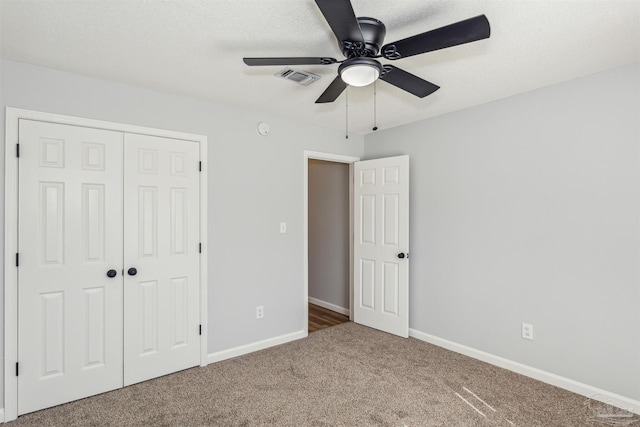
[303, 151, 360, 333]
[3, 107, 209, 422]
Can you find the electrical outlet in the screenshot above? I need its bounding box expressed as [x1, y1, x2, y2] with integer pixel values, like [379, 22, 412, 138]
[256, 305, 264, 319]
[280, 222, 287, 234]
[522, 323, 533, 340]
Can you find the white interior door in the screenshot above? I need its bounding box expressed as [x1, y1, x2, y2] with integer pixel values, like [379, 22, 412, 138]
[123, 133, 201, 386]
[353, 155, 409, 337]
[17, 120, 124, 415]
[16, 119, 202, 414]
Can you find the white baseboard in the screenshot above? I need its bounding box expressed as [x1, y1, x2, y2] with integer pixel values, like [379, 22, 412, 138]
[308, 297, 349, 316]
[207, 330, 307, 364]
[409, 328, 640, 415]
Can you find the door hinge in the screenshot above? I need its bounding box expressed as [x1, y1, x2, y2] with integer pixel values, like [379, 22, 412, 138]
[199, 161, 202, 172]
[15, 252, 19, 267]
[199, 324, 202, 336]
[199, 243, 202, 254]
[15, 362, 19, 376]
[16, 143, 20, 158]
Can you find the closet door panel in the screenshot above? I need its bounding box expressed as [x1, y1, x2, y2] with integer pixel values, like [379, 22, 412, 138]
[123, 133, 200, 386]
[17, 120, 124, 415]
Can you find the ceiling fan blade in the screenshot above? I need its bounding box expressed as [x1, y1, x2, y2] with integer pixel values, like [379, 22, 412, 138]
[315, 75, 348, 103]
[379, 66, 440, 98]
[314, 0, 364, 46]
[381, 15, 490, 60]
[243, 57, 338, 66]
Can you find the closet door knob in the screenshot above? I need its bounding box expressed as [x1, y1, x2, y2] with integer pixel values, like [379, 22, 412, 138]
[106, 269, 117, 278]
[127, 267, 137, 276]
[397, 253, 406, 259]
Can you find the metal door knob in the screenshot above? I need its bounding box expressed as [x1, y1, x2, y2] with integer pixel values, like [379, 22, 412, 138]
[106, 269, 117, 278]
[127, 267, 137, 276]
[397, 253, 406, 259]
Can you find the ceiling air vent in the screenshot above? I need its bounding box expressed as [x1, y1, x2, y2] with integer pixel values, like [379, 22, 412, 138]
[275, 68, 321, 86]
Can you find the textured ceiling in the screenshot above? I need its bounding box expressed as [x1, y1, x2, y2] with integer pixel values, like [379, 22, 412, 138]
[1, 0, 639, 135]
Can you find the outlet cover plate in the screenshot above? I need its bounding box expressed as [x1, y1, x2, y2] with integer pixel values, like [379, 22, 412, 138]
[522, 323, 533, 340]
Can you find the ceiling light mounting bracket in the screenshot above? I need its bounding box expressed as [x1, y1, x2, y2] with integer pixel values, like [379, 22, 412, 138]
[340, 17, 386, 58]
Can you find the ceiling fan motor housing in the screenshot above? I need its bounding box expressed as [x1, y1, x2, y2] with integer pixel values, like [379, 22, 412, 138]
[341, 17, 386, 57]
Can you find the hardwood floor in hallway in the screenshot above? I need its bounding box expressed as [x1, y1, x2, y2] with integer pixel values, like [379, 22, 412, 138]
[308, 303, 349, 333]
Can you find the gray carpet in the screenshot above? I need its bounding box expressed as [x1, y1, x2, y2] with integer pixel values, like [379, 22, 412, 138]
[9, 322, 638, 426]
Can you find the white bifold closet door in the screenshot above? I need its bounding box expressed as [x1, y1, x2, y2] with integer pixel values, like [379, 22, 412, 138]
[123, 133, 200, 386]
[17, 120, 200, 415]
[17, 121, 124, 415]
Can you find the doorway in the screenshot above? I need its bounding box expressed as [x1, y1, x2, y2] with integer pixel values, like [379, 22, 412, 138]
[308, 159, 349, 332]
[303, 151, 360, 334]
[304, 151, 411, 338]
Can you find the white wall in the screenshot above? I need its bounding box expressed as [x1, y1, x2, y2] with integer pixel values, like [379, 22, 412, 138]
[2, 57, 638, 411]
[0, 59, 364, 406]
[308, 159, 350, 311]
[364, 62, 640, 401]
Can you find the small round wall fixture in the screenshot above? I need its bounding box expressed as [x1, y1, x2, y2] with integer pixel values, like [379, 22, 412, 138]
[257, 122, 270, 136]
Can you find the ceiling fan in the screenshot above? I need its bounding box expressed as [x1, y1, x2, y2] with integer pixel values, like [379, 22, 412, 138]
[243, 0, 490, 104]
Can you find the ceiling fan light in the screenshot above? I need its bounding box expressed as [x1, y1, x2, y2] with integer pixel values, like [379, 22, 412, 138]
[338, 58, 383, 87]
[341, 65, 379, 87]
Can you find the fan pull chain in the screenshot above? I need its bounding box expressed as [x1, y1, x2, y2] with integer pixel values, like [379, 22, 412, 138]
[345, 86, 349, 139]
[372, 81, 378, 131]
